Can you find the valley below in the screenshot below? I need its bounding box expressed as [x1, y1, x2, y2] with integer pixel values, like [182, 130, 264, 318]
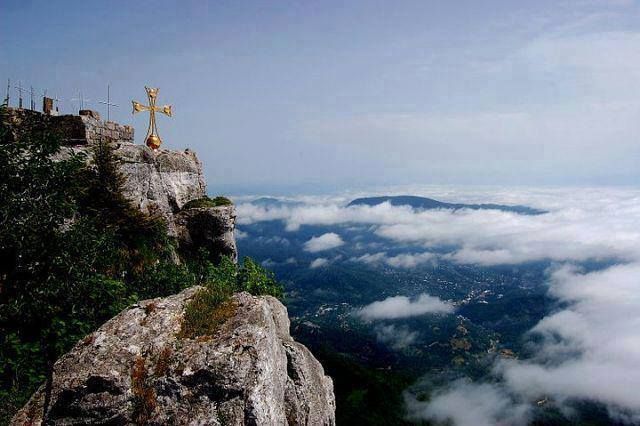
[234, 190, 637, 425]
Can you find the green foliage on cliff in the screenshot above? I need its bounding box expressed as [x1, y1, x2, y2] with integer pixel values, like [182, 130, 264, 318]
[0, 111, 91, 419]
[0, 113, 189, 422]
[0, 109, 264, 423]
[182, 195, 233, 210]
[238, 257, 284, 298]
[180, 255, 283, 338]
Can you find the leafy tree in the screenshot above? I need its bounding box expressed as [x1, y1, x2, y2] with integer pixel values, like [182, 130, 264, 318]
[0, 110, 89, 421]
[238, 257, 284, 298]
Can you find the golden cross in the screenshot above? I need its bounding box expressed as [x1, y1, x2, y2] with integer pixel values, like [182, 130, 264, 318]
[132, 86, 172, 150]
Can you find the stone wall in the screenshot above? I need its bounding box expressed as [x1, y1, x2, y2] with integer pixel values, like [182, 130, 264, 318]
[77, 111, 134, 144]
[1, 107, 134, 145]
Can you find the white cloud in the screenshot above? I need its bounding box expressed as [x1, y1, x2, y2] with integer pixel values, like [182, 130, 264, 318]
[386, 253, 437, 268]
[310, 257, 329, 269]
[304, 232, 344, 252]
[256, 235, 290, 246]
[413, 262, 640, 423]
[234, 229, 248, 240]
[502, 264, 640, 413]
[352, 251, 436, 268]
[238, 201, 416, 232]
[375, 325, 418, 350]
[357, 293, 455, 320]
[239, 187, 640, 266]
[261, 258, 276, 267]
[239, 186, 640, 421]
[352, 252, 387, 265]
[405, 380, 531, 426]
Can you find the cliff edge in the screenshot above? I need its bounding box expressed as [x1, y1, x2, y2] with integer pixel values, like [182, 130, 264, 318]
[4, 108, 335, 424]
[12, 288, 336, 425]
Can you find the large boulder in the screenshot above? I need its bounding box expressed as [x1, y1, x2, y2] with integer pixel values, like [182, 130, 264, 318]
[12, 288, 336, 425]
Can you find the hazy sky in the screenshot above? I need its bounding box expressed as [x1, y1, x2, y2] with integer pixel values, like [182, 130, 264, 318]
[2, 0, 640, 193]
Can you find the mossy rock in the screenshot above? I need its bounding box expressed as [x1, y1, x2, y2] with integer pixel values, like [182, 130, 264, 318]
[182, 196, 233, 210]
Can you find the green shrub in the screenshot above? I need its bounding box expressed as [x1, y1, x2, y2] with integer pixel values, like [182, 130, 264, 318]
[179, 290, 237, 339]
[238, 257, 284, 298]
[179, 255, 283, 339]
[200, 254, 238, 291]
[130, 262, 196, 301]
[182, 195, 233, 210]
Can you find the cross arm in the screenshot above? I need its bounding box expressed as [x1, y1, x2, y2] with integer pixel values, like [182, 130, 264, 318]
[132, 100, 151, 113]
[152, 104, 172, 117]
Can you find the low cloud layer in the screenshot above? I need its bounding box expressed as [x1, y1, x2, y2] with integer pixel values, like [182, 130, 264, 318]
[405, 380, 531, 426]
[411, 263, 640, 424]
[303, 232, 344, 253]
[357, 293, 455, 320]
[238, 186, 640, 423]
[503, 264, 640, 417]
[238, 188, 640, 266]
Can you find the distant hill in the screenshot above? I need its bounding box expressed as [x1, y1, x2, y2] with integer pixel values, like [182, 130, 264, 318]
[347, 195, 546, 215]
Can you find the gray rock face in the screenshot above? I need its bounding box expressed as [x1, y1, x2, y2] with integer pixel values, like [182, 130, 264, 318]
[12, 288, 336, 425]
[69, 141, 238, 262]
[110, 142, 207, 235]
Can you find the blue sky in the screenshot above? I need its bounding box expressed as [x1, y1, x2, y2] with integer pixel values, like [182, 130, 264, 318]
[2, 0, 640, 193]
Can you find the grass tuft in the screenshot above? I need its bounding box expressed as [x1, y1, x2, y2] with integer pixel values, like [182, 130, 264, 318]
[178, 289, 237, 339]
[178, 255, 282, 339]
[182, 196, 233, 210]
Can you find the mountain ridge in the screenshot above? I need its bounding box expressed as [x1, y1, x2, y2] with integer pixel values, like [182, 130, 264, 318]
[348, 195, 546, 215]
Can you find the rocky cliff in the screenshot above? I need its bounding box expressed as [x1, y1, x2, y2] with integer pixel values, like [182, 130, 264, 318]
[5, 108, 335, 424]
[2, 107, 237, 262]
[12, 288, 336, 425]
[68, 139, 238, 263]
